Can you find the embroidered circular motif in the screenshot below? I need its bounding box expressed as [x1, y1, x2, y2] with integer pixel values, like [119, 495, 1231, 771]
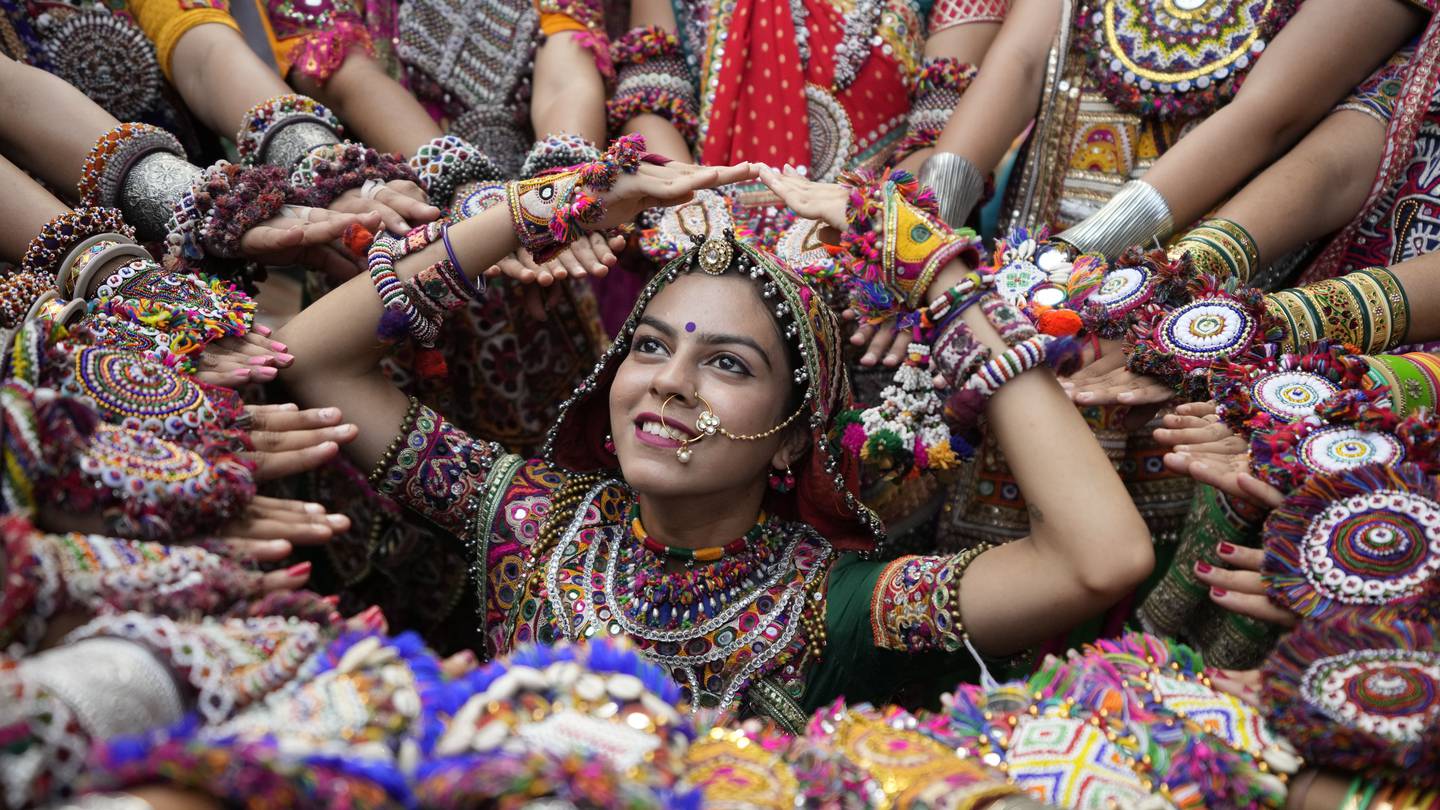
[1301, 649, 1440, 743]
[1080, 0, 1294, 119]
[1297, 425, 1404, 475]
[453, 181, 506, 223]
[73, 348, 214, 435]
[1156, 297, 1256, 360]
[1300, 489, 1440, 607]
[1088, 264, 1154, 315]
[1249, 370, 1340, 422]
[40, 9, 160, 120]
[805, 84, 854, 184]
[79, 424, 213, 501]
[993, 260, 1047, 303]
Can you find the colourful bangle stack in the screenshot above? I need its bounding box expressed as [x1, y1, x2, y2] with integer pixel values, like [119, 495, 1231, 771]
[892, 57, 978, 165]
[288, 142, 419, 209]
[1168, 217, 1260, 284]
[235, 93, 344, 166]
[607, 26, 699, 142]
[504, 133, 645, 262]
[402, 252, 481, 325]
[0, 272, 53, 329]
[77, 123, 187, 209]
[837, 167, 983, 325]
[408, 135, 504, 210]
[1363, 353, 1440, 417]
[369, 222, 444, 346]
[1265, 265, 1410, 354]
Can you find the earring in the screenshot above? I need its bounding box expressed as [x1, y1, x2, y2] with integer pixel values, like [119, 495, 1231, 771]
[603, 433, 616, 454]
[768, 465, 795, 493]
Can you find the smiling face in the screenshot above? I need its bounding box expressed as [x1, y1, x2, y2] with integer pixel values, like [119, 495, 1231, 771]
[608, 273, 803, 499]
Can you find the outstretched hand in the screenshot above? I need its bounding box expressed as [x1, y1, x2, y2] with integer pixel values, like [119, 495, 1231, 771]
[239, 403, 356, 481]
[329, 179, 440, 233]
[756, 164, 849, 231]
[1193, 541, 1298, 629]
[239, 206, 382, 282]
[1060, 346, 1173, 406]
[1153, 401, 1288, 506]
[591, 161, 757, 231]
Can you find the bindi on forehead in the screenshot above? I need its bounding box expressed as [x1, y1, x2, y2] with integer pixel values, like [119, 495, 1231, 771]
[685, 322, 697, 333]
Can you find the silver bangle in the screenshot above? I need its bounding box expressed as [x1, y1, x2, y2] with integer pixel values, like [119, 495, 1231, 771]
[17, 638, 185, 740]
[1055, 179, 1174, 259]
[120, 152, 203, 242]
[71, 243, 154, 301]
[919, 152, 985, 229]
[262, 120, 342, 170]
[54, 794, 157, 810]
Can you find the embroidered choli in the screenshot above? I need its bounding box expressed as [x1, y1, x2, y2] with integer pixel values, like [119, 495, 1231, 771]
[369, 403, 980, 717]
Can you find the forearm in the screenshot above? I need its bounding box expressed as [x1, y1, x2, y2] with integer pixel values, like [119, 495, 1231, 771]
[0, 154, 71, 262]
[931, 0, 1057, 174]
[1142, 0, 1423, 227]
[170, 23, 294, 139]
[1213, 110, 1385, 267]
[532, 32, 608, 145]
[621, 115, 692, 163]
[292, 52, 442, 155]
[0, 57, 121, 195]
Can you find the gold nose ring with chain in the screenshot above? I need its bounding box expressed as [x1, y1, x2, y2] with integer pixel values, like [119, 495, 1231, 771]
[659, 393, 807, 463]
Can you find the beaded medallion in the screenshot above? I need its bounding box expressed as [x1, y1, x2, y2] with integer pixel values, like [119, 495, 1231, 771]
[1087, 263, 1155, 315]
[805, 84, 855, 184]
[1077, 0, 1297, 120]
[684, 729, 801, 809]
[70, 347, 215, 436]
[1295, 425, 1405, 475]
[79, 425, 213, 502]
[1248, 370, 1341, 423]
[1301, 649, 1440, 744]
[37, 7, 159, 120]
[1264, 465, 1440, 620]
[1155, 297, 1258, 362]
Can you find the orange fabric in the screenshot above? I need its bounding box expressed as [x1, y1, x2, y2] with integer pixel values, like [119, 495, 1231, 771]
[540, 12, 586, 35]
[128, 0, 239, 80]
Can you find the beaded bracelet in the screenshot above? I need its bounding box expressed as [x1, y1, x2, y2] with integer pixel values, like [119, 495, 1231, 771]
[931, 318, 990, 386]
[20, 208, 135, 279]
[892, 57, 977, 165]
[965, 335, 1055, 396]
[504, 133, 646, 262]
[61, 238, 153, 300]
[403, 256, 478, 323]
[78, 123, 186, 209]
[520, 132, 603, 178]
[607, 26, 699, 141]
[408, 135, 505, 210]
[1077, 245, 1189, 339]
[911, 270, 986, 335]
[288, 142, 419, 209]
[979, 292, 1038, 346]
[235, 93, 343, 167]
[837, 167, 982, 324]
[0, 271, 53, 329]
[368, 223, 443, 346]
[93, 257, 256, 344]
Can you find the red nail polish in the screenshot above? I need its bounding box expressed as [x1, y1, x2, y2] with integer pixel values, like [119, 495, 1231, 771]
[1210, 588, 1227, 597]
[321, 595, 340, 606]
[1195, 562, 1212, 573]
[1218, 542, 1236, 555]
[360, 605, 386, 629]
[285, 562, 312, 577]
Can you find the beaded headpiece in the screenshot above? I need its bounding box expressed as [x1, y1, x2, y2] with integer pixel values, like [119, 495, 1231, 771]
[543, 232, 885, 551]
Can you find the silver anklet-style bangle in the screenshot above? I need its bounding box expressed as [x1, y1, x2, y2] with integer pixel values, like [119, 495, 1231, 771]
[120, 152, 203, 242]
[263, 120, 342, 170]
[18, 637, 185, 740]
[1055, 179, 1174, 258]
[919, 152, 985, 229]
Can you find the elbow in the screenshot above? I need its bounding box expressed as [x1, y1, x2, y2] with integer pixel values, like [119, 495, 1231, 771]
[1074, 517, 1154, 601]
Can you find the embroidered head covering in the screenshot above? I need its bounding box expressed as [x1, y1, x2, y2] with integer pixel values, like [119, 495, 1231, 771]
[544, 232, 884, 551]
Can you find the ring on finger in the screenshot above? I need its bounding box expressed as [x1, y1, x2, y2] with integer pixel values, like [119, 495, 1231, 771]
[360, 178, 385, 200]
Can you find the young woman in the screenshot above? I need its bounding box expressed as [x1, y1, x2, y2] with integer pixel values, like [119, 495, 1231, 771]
[275, 149, 1153, 723]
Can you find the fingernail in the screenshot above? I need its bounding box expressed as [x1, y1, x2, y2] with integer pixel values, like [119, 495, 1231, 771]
[253, 324, 273, 336]
[326, 514, 349, 528]
[318, 407, 338, 420]
[232, 368, 252, 379]
[360, 605, 385, 629]
[285, 561, 312, 577]
[305, 502, 326, 514]
[327, 611, 343, 624]
[1210, 588, 1227, 597]
[321, 594, 341, 606]
[270, 341, 288, 351]
[248, 356, 274, 366]
[276, 353, 295, 364]
[1195, 562, 1212, 573]
[1218, 542, 1236, 554]
[252, 366, 278, 379]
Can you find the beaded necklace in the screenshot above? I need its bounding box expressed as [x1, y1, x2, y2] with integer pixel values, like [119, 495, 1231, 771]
[628, 503, 767, 563]
[543, 482, 832, 711]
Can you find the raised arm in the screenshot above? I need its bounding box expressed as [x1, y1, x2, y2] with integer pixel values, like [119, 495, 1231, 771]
[613, 0, 694, 162]
[291, 52, 444, 156]
[530, 0, 609, 146]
